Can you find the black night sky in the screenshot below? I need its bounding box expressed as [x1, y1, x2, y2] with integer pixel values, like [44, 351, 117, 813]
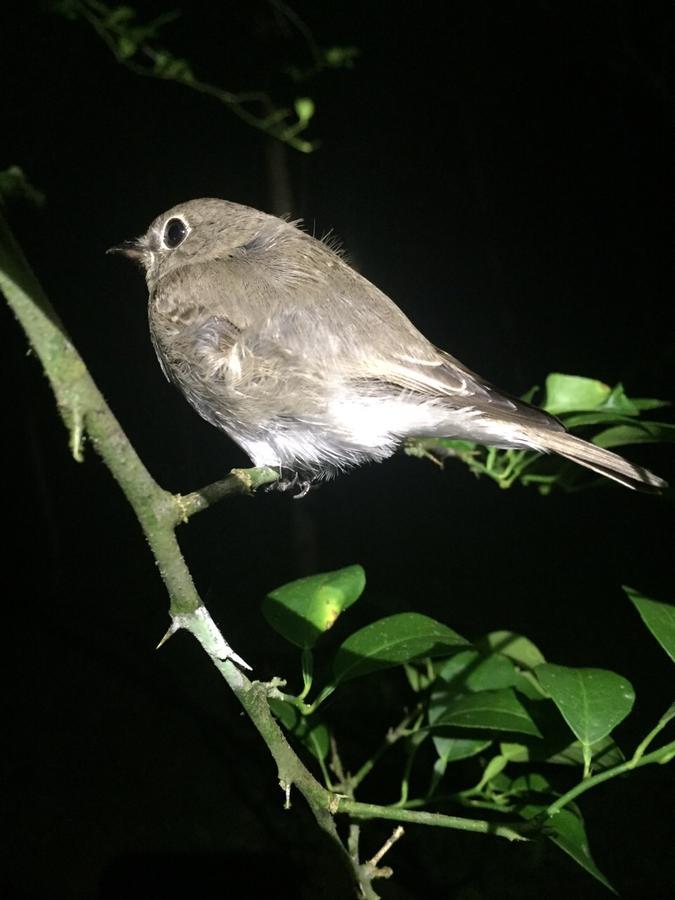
[3, 3, 674, 898]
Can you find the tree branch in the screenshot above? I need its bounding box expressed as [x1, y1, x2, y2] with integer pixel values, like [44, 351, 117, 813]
[336, 798, 529, 843]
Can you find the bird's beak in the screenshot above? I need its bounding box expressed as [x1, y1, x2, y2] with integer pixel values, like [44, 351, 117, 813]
[106, 238, 146, 260]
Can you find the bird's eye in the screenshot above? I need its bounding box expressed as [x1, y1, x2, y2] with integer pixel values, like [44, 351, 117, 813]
[163, 217, 188, 249]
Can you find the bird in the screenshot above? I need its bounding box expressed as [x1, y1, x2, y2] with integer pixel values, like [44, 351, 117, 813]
[109, 197, 666, 498]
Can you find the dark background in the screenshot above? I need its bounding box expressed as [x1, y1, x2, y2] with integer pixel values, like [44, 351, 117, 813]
[3, 2, 673, 898]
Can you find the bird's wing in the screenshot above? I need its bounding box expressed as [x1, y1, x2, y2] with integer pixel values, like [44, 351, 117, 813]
[338, 336, 564, 436]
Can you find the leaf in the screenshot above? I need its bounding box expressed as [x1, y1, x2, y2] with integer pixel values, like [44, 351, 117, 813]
[263, 565, 365, 649]
[543, 374, 611, 414]
[302, 721, 330, 762]
[562, 411, 641, 428]
[431, 689, 542, 737]
[599, 383, 641, 416]
[332, 613, 468, 684]
[510, 670, 548, 700]
[624, 587, 675, 662]
[268, 698, 329, 762]
[519, 805, 616, 893]
[535, 664, 635, 748]
[477, 753, 510, 788]
[593, 421, 675, 449]
[476, 631, 546, 669]
[436, 649, 520, 693]
[404, 660, 437, 693]
[432, 735, 492, 764]
[598, 384, 669, 415]
[501, 735, 624, 770]
[509, 772, 552, 795]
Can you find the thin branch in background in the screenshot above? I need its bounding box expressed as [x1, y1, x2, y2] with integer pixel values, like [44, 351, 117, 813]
[49, 0, 360, 153]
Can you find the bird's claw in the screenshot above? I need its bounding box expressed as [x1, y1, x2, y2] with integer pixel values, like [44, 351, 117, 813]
[265, 470, 313, 499]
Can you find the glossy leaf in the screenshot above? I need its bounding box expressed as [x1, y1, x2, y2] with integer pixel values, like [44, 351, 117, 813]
[500, 735, 624, 770]
[332, 613, 468, 683]
[535, 664, 635, 747]
[562, 411, 641, 428]
[625, 587, 675, 662]
[476, 631, 546, 669]
[432, 734, 492, 764]
[593, 421, 675, 449]
[600, 383, 669, 414]
[263, 565, 365, 649]
[543, 374, 611, 414]
[436, 649, 520, 693]
[546, 735, 625, 770]
[431, 689, 542, 737]
[509, 772, 552, 795]
[519, 805, 616, 893]
[268, 698, 329, 761]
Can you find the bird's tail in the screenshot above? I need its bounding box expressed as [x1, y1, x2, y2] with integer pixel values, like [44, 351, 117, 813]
[527, 428, 666, 493]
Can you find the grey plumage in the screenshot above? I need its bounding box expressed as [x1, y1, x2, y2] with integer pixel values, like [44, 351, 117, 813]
[110, 198, 666, 495]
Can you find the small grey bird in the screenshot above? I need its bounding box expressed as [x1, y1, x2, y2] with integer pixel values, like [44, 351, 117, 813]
[110, 198, 665, 497]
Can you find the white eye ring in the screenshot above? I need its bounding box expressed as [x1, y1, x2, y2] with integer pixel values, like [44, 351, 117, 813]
[162, 217, 190, 249]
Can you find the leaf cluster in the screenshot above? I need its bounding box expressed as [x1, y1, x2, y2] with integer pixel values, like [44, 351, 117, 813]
[264, 567, 675, 892]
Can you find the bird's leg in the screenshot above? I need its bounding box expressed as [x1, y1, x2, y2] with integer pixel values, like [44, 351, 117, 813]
[265, 468, 314, 499]
[292, 479, 312, 500]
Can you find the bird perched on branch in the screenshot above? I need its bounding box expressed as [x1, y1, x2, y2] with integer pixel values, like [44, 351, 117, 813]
[109, 198, 665, 498]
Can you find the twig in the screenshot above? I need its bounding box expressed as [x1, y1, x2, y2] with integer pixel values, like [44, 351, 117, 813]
[368, 826, 405, 867]
[336, 799, 529, 843]
[545, 740, 675, 818]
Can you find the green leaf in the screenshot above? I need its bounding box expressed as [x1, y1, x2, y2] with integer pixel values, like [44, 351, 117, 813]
[435, 649, 519, 693]
[263, 565, 365, 649]
[543, 374, 611, 414]
[593, 421, 675, 448]
[510, 670, 548, 699]
[599, 382, 641, 415]
[404, 660, 437, 693]
[499, 734, 624, 771]
[268, 698, 329, 761]
[268, 696, 297, 731]
[476, 631, 546, 669]
[431, 689, 542, 737]
[596, 384, 668, 415]
[432, 735, 492, 764]
[519, 805, 616, 893]
[480, 753, 509, 784]
[332, 613, 468, 684]
[509, 772, 552, 795]
[302, 720, 330, 761]
[562, 411, 641, 428]
[535, 664, 635, 748]
[624, 586, 675, 662]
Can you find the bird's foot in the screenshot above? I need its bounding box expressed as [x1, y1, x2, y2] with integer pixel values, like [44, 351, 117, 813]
[266, 469, 313, 499]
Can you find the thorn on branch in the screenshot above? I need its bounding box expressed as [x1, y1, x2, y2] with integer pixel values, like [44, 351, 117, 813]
[156, 621, 179, 649]
[67, 403, 85, 462]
